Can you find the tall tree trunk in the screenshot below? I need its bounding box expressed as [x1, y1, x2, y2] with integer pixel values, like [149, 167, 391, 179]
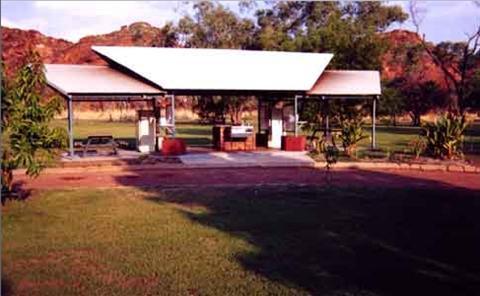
[411, 112, 421, 126]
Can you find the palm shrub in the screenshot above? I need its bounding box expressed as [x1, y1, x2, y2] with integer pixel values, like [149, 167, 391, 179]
[422, 114, 468, 159]
[338, 119, 368, 158]
[1, 50, 67, 195]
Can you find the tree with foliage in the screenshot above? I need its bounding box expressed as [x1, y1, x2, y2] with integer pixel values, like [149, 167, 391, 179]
[155, 21, 178, 47]
[176, 1, 255, 49]
[224, 96, 256, 124]
[465, 68, 480, 110]
[192, 95, 255, 124]
[176, 1, 257, 123]
[1, 50, 67, 196]
[389, 78, 445, 126]
[378, 84, 405, 126]
[254, 2, 408, 69]
[410, 0, 480, 114]
[192, 95, 227, 124]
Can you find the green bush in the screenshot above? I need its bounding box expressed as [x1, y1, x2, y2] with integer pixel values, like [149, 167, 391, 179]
[422, 114, 468, 159]
[1, 51, 67, 194]
[338, 119, 368, 158]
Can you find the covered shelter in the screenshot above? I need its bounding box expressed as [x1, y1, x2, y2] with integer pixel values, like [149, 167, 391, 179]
[45, 64, 165, 157]
[44, 46, 382, 157]
[308, 70, 382, 148]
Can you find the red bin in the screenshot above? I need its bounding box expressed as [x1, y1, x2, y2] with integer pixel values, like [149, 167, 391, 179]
[162, 138, 186, 156]
[281, 136, 306, 151]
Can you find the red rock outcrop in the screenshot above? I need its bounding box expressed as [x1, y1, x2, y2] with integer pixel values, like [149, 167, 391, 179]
[380, 29, 449, 88]
[1, 22, 167, 71]
[0, 26, 463, 92]
[58, 22, 167, 65]
[1, 27, 72, 75]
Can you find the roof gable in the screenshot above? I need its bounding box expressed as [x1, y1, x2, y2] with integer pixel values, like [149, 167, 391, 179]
[308, 70, 381, 96]
[44, 64, 163, 96]
[92, 46, 333, 92]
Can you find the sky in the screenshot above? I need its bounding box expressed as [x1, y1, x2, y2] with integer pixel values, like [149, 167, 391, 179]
[1, 1, 479, 44]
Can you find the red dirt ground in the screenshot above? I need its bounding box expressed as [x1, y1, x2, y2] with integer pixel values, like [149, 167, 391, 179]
[12, 167, 480, 191]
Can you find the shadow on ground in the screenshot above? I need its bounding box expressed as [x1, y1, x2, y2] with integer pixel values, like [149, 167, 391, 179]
[2, 181, 32, 205]
[137, 170, 480, 295]
[6, 163, 480, 295]
[1, 277, 13, 296]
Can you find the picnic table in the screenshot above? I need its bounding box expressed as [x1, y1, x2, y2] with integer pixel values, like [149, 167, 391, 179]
[82, 135, 117, 156]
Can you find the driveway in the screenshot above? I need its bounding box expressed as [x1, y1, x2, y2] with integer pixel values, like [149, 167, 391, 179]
[13, 167, 480, 191]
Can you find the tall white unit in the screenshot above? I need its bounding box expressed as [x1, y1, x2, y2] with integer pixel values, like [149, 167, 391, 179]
[136, 110, 156, 153]
[268, 106, 283, 149]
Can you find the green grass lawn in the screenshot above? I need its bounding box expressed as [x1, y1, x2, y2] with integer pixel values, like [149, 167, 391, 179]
[52, 119, 480, 156]
[52, 119, 213, 147]
[3, 185, 480, 295]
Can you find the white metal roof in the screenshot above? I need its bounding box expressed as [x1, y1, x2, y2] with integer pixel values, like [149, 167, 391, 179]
[308, 70, 381, 96]
[44, 64, 163, 96]
[92, 46, 333, 92]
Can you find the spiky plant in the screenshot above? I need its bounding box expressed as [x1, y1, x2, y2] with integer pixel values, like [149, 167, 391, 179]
[422, 114, 468, 159]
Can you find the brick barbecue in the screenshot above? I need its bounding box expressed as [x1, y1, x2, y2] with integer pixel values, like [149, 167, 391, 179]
[212, 125, 255, 151]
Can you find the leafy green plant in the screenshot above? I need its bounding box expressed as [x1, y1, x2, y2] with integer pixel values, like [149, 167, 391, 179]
[1, 50, 67, 195]
[324, 145, 339, 170]
[318, 134, 339, 185]
[338, 119, 368, 158]
[409, 137, 426, 160]
[422, 114, 468, 159]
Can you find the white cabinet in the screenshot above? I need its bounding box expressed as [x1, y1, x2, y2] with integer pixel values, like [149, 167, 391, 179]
[136, 110, 156, 153]
[268, 106, 283, 149]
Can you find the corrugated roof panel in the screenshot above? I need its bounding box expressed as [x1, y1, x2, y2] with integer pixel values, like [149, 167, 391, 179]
[308, 70, 381, 96]
[44, 64, 164, 95]
[92, 46, 333, 91]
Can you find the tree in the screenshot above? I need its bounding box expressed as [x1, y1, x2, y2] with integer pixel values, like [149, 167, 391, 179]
[378, 84, 405, 126]
[192, 95, 255, 124]
[409, 0, 480, 114]
[389, 78, 445, 126]
[253, 2, 408, 69]
[192, 95, 227, 124]
[176, 1, 257, 123]
[176, 1, 255, 49]
[1, 50, 67, 196]
[224, 96, 256, 124]
[465, 69, 480, 110]
[155, 22, 178, 47]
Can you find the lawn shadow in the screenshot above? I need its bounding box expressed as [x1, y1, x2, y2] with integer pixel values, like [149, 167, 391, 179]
[138, 169, 480, 295]
[1, 277, 13, 296]
[373, 125, 422, 135]
[2, 180, 33, 205]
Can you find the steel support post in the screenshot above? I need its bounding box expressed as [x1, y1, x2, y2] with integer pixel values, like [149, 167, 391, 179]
[67, 95, 74, 157]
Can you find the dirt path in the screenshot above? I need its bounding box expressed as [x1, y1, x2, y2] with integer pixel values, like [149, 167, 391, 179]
[13, 167, 480, 191]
